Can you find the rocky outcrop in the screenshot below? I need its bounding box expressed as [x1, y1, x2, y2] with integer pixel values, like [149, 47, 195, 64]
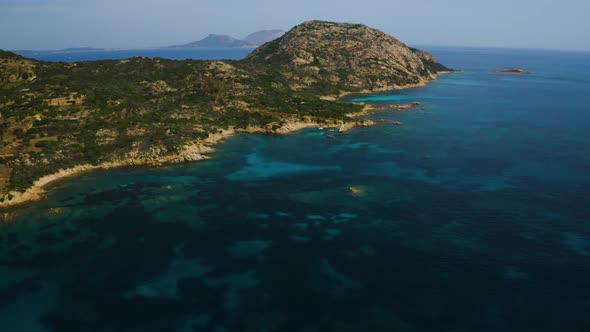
[0, 136, 224, 209]
[496, 68, 529, 74]
[0, 51, 36, 88]
[247, 20, 449, 91]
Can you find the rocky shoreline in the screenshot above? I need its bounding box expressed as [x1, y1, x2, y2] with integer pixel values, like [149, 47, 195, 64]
[0, 135, 222, 210]
[322, 71, 457, 102]
[1, 21, 459, 213]
[0, 118, 373, 211]
[0, 69, 460, 212]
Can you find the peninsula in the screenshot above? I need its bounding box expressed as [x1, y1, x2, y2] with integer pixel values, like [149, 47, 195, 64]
[0, 20, 450, 208]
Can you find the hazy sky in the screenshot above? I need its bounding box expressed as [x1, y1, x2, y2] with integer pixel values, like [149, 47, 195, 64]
[1, 0, 588, 51]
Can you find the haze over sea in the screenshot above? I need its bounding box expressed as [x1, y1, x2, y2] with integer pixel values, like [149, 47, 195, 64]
[2, 47, 590, 331]
[16, 48, 253, 63]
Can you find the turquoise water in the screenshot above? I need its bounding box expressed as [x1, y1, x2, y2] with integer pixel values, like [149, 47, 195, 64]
[2, 47, 590, 331]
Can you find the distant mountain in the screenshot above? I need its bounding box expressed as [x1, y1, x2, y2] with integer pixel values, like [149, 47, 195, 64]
[243, 30, 285, 46]
[166, 30, 285, 49]
[14, 30, 287, 55]
[167, 34, 256, 49]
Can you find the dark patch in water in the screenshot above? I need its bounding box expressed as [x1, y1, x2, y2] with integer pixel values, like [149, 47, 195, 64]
[2, 47, 590, 331]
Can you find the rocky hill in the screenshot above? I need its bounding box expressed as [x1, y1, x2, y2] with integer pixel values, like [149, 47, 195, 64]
[0, 21, 450, 208]
[0, 51, 36, 89]
[247, 20, 449, 91]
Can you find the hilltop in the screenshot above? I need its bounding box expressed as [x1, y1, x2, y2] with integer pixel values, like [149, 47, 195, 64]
[0, 21, 450, 208]
[248, 20, 447, 92]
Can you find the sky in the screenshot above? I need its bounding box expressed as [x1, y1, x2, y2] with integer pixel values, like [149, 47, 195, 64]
[1, 0, 589, 51]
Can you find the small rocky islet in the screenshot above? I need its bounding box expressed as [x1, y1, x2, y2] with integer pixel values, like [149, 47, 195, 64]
[496, 68, 529, 74]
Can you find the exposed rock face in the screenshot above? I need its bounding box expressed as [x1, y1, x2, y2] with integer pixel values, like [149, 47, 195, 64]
[0, 51, 36, 88]
[142, 80, 176, 95]
[247, 20, 449, 91]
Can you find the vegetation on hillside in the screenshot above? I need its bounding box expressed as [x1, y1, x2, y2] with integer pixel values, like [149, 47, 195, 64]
[0, 21, 449, 198]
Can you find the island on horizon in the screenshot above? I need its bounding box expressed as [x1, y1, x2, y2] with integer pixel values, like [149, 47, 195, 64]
[0, 20, 454, 209]
[14, 29, 287, 56]
[496, 68, 530, 74]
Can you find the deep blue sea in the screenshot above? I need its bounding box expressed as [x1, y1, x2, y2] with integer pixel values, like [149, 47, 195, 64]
[15, 48, 254, 62]
[2, 47, 590, 331]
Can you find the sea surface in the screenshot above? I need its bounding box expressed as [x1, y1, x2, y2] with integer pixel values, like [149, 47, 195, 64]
[15, 48, 254, 62]
[2, 47, 590, 331]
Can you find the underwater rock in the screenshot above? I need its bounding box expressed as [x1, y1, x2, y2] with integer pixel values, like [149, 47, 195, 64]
[346, 186, 365, 196]
[47, 207, 63, 216]
[0, 212, 17, 222]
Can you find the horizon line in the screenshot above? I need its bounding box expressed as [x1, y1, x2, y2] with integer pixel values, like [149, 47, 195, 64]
[7, 44, 590, 54]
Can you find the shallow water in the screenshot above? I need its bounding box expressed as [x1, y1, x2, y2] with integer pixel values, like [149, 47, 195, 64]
[2, 47, 590, 331]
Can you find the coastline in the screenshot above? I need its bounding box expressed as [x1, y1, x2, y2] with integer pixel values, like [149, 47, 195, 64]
[0, 71, 461, 212]
[0, 119, 371, 211]
[0, 130, 230, 210]
[321, 71, 458, 101]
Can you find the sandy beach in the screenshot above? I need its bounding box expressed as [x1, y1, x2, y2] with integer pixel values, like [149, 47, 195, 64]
[0, 118, 374, 209]
[0, 70, 461, 210]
